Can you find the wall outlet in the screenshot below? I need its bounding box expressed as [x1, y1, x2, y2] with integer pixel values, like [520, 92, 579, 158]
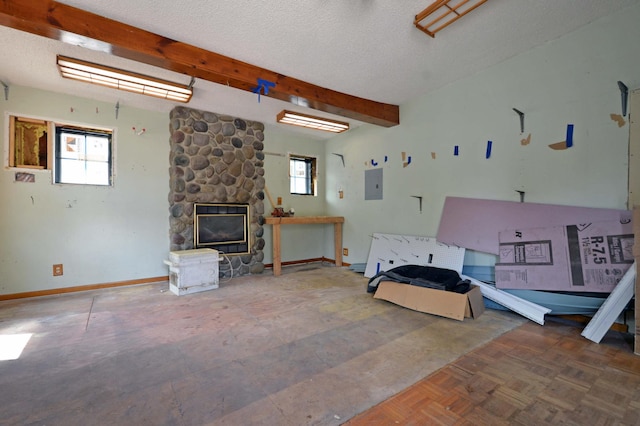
[53, 264, 63, 276]
[343, 248, 348, 256]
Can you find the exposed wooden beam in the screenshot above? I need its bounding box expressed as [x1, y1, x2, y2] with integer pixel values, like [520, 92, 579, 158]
[0, 0, 399, 127]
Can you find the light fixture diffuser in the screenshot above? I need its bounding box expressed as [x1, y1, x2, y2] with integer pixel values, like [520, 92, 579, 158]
[56, 55, 192, 102]
[276, 110, 349, 133]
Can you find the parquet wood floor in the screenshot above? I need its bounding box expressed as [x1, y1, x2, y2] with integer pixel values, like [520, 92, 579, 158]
[345, 318, 640, 425]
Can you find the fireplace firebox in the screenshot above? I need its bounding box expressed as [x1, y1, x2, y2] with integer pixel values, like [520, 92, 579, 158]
[194, 203, 250, 255]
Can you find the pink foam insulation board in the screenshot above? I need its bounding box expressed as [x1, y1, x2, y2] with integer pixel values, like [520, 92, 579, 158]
[436, 197, 632, 255]
[496, 221, 634, 292]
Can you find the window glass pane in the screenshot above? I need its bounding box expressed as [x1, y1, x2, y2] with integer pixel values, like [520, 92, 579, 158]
[60, 134, 84, 160]
[85, 161, 109, 185]
[291, 177, 305, 194]
[86, 136, 109, 162]
[289, 156, 315, 195]
[59, 158, 86, 184]
[294, 160, 307, 178]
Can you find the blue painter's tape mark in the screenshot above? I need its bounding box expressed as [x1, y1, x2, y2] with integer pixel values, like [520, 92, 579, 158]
[261, 79, 276, 94]
[371, 159, 378, 166]
[251, 78, 276, 103]
[252, 78, 275, 94]
[454, 146, 459, 156]
[566, 124, 574, 148]
[486, 140, 492, 159]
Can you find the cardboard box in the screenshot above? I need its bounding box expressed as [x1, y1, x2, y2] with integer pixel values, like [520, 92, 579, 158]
[374, 281, 485, 321]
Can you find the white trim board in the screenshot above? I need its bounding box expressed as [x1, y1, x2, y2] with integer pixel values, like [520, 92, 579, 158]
[581, 261, 636, 343]
[462, 275, 551, 325]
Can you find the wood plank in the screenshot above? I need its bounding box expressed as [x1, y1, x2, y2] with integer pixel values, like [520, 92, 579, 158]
[272, 223, 282, 276]
[264, 216, 344, 225]
[0, 0, 399, 127]
[334, 222, 343, 267]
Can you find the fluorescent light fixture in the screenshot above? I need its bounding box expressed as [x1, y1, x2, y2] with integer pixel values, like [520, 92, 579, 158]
[56, 55, 192, 103]
[414, 0, 489, 38]
[276, 110, 349, 133]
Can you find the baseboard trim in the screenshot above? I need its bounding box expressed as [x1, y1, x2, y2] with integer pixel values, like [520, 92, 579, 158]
[1, 257, 357, 300]
[264, 257, 351, 268]
[0, 276, 169, 301]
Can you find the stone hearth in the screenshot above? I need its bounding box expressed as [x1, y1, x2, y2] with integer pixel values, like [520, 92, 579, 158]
[168, 107, 266, 276]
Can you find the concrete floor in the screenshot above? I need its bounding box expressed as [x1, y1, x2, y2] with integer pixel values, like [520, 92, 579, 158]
[0, 264, 526, 425]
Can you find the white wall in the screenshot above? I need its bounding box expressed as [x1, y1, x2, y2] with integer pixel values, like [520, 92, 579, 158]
[325, 3, 640, 266]
[262, 126, 328, 264]
[0, 86, 170, 294]
[0, 86, 327, 295]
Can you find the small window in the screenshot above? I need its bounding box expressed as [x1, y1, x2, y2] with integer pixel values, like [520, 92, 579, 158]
[55, 126, 113, 186]
[289, 155, 316, 195]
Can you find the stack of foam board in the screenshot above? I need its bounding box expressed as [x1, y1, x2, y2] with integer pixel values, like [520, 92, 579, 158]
[436, 196, 636, 338]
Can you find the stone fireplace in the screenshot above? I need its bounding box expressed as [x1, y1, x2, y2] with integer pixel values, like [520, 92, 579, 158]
[168, 107, 266, 277]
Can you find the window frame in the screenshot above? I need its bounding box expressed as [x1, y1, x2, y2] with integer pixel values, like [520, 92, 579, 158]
[54, 125, 114, 186]
[289, 154, 317, 196]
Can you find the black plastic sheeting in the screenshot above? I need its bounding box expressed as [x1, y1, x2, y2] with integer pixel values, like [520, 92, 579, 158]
[367, 265, 471, 294]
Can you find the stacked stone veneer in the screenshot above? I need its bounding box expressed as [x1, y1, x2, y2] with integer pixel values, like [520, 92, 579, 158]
[168, 106, 266, 277]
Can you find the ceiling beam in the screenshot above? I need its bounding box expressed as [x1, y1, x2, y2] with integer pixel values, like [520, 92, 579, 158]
[0, 0, 399, 127]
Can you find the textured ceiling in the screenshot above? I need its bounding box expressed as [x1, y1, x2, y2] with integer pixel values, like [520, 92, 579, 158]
[1, 0, 637, 140]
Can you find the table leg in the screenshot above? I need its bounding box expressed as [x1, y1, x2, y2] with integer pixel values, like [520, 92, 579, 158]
[334, 222, 343, 267]
[272, 223, 282, 276]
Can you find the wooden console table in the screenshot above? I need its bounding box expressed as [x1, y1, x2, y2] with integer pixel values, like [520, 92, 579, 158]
[264, 216, 345, 276]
